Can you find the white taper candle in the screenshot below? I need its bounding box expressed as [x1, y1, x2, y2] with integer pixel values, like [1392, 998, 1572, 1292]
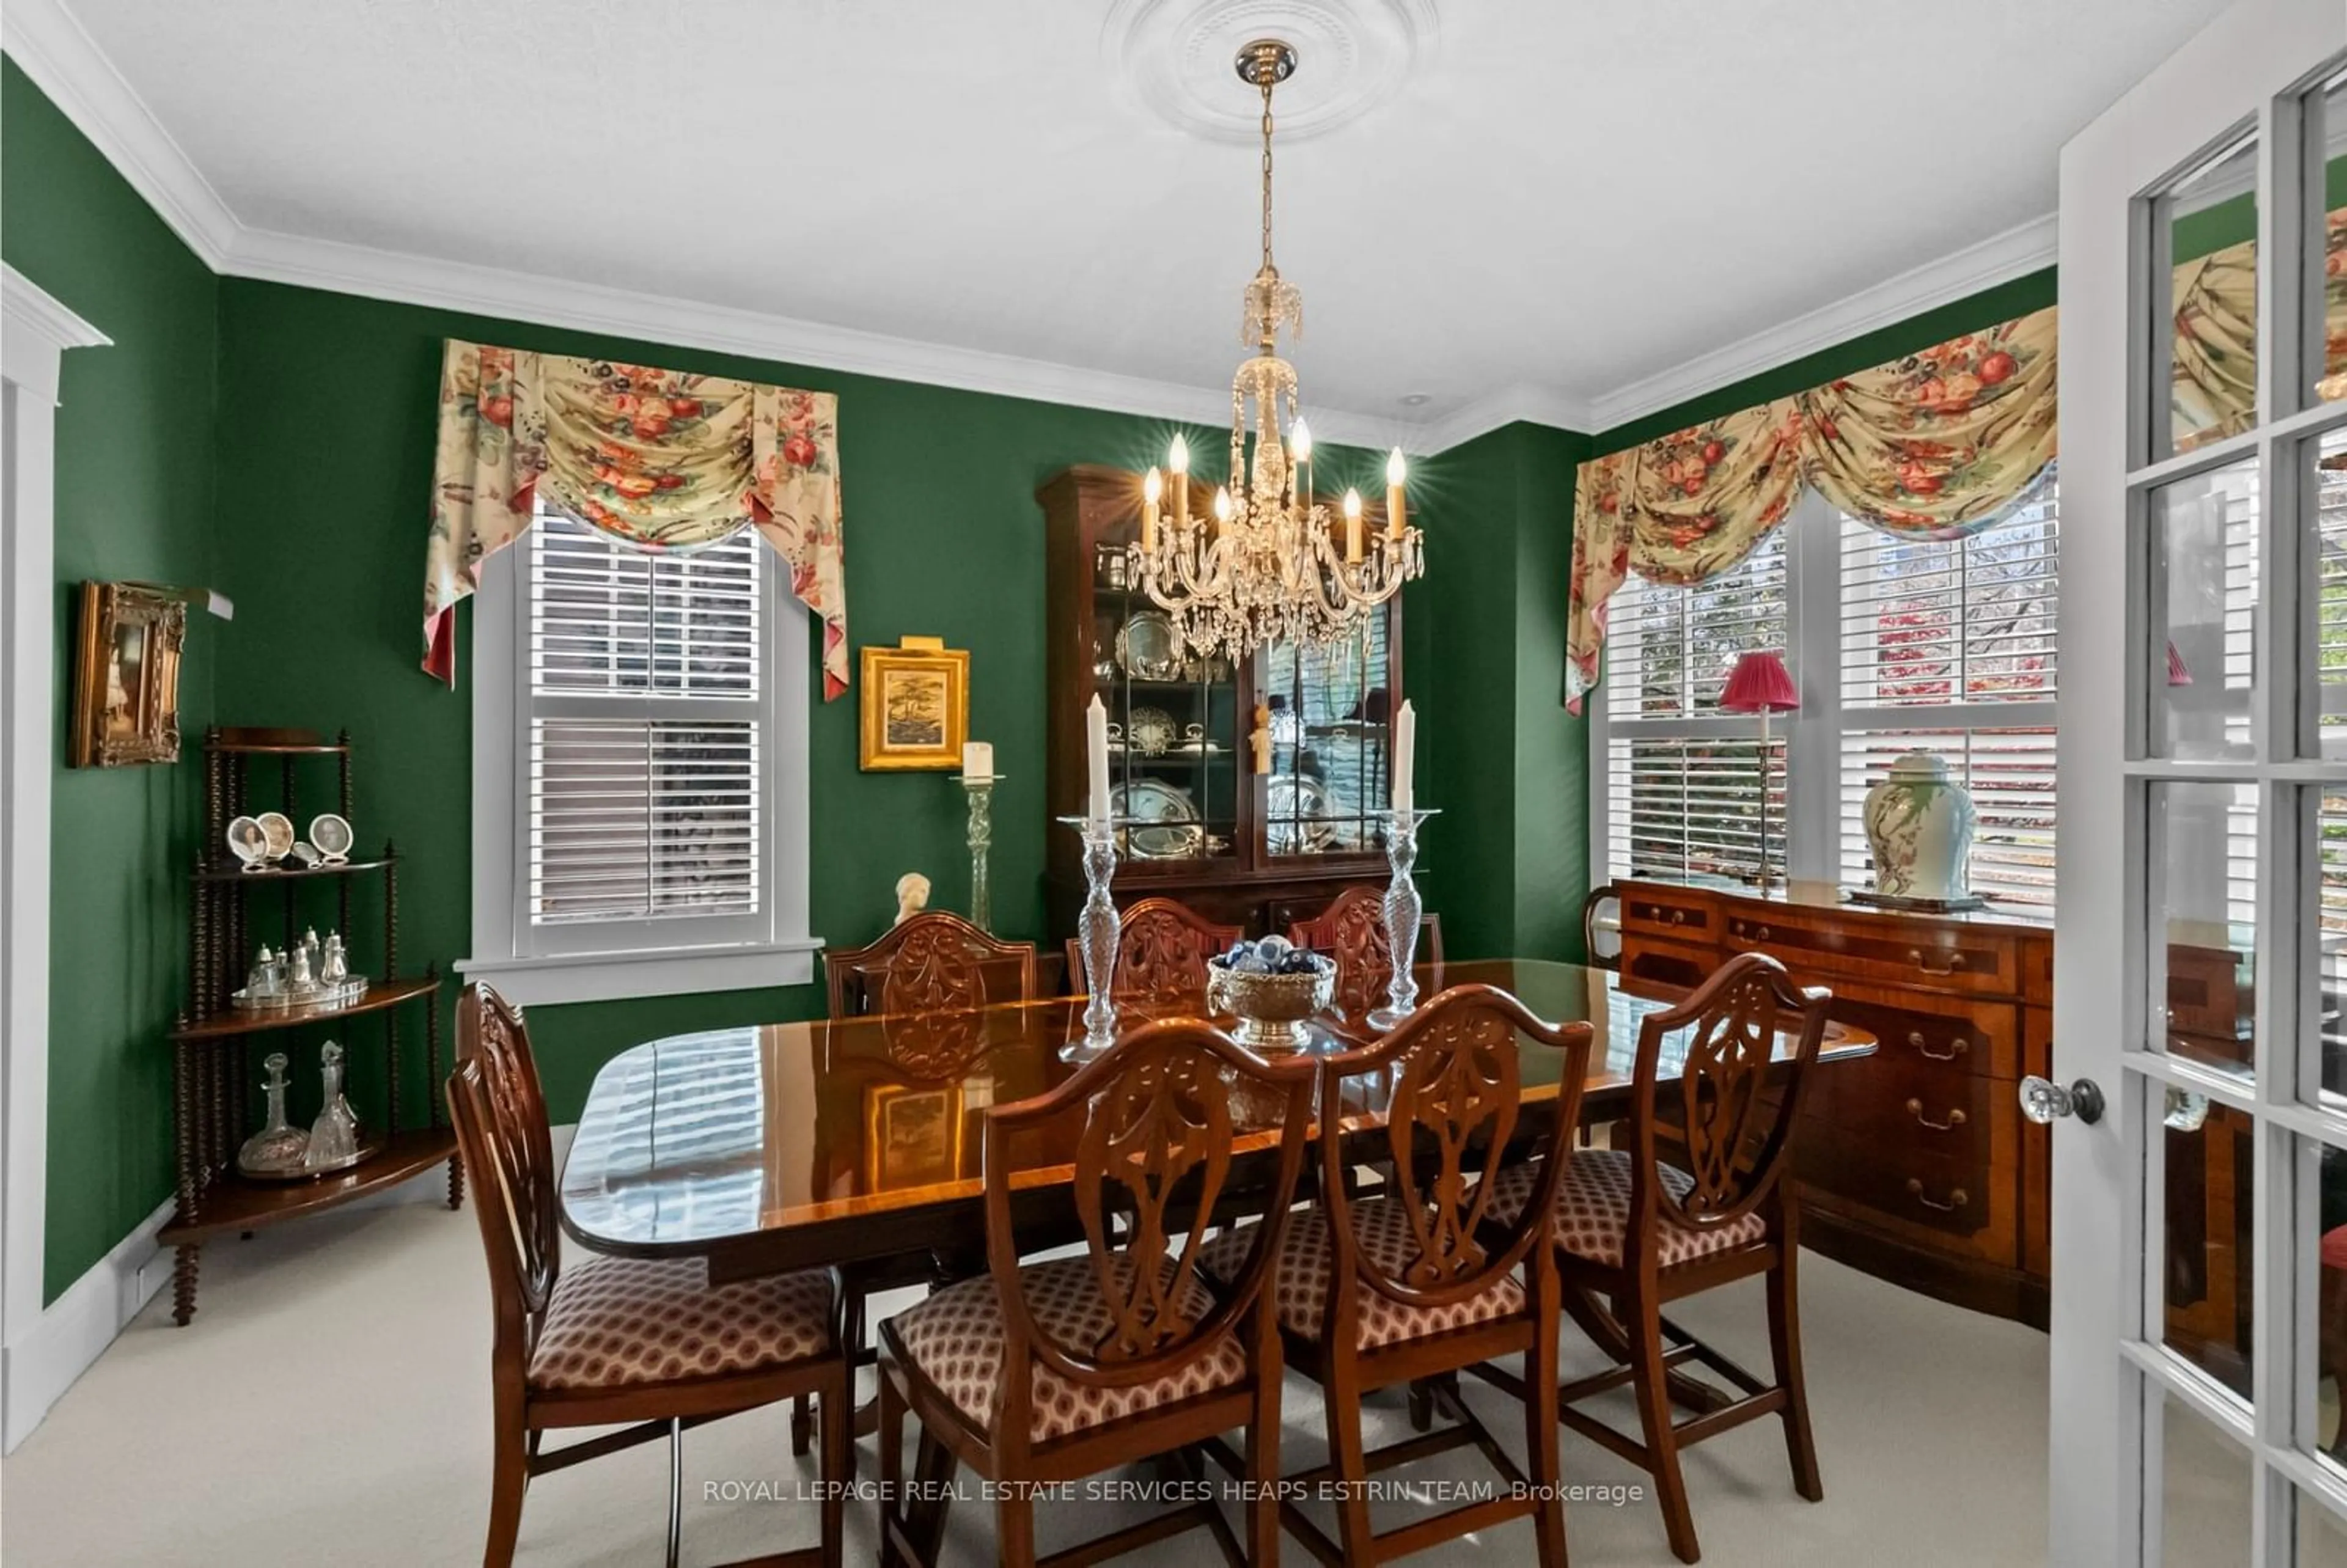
[1085, 695, 1111, 824]
[1392, 699, 1416, 813]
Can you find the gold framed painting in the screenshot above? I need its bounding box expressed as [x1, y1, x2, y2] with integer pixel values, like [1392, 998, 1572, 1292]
[859, 636, 968, 771]
[71, 582, 185, 768]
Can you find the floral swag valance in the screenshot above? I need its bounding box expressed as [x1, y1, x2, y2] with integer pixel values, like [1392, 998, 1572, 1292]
[1568, 210, 2347, 712]
[423, 340, 849, 698]
[1566, 306, 2058, 711]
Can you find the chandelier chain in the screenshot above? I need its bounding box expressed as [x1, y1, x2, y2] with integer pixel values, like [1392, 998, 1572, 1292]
[1259, 74, 1276, 275]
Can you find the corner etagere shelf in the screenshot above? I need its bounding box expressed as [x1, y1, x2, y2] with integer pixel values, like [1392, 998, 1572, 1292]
[158, 727, 459, 1326]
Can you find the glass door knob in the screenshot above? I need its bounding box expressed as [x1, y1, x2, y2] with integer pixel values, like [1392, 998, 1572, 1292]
[2019, 1074, 2105, 1126]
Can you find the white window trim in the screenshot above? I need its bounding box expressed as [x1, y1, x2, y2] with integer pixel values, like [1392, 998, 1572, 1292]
[460, 532, 819, 1008]
[1589, 489, 2060, 899]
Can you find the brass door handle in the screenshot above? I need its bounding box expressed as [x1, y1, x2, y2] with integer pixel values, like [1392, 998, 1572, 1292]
[1906, 1098, 1967, 1132]
[1907, 1178, 1969, 1212]
[1909, 1030, 1969, 1061]
[1911, 948, 1966, 976]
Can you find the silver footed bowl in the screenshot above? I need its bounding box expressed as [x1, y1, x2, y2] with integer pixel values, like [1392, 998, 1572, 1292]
[1206, 956, 1337, 1054]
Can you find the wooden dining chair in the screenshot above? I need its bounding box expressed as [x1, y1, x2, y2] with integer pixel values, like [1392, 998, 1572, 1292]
[876, 1020, 1317, 1567]
[449, 983, 852, 1568]
[1478, 951, 1831, 1564]
[825, 909, 1038, 1019]
[808, 912, 1040, 1464]
[1198, 983, 1595, 1567]
[1285, 883, 1444, 1017]
[1063, 896, 1243, 1001]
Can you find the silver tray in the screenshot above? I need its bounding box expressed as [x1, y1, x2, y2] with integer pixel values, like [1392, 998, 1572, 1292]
[1112, 779, 1203, 859]
[233, 976, 371, 1012]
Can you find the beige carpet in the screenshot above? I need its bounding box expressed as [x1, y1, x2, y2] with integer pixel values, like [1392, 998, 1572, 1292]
[2, 1193, 2056, 1567]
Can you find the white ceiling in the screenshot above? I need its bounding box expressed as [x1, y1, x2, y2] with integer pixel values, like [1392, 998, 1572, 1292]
[24, 0, 2226, 442]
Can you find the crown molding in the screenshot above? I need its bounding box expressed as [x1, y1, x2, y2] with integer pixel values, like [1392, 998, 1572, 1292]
[222, 225, 1425, 451]
[1416, 383, 1594, 455]
[7, 10, 2055, 465]
[1584, 211, 2058, 436]
[1, 0, 238, 268]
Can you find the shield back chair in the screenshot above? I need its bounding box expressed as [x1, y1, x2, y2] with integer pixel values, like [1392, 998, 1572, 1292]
[1199, 983, 1595, 1567]
[1064, 896, 1243, 1002]
[1285, 884, 1444, 1017]
[825, 909, 1039, 1019]
[876, 1020, 1318, 1568]
[804, 911, 1040, 1462]
[1477, 951, 1832, 1564]
[450, 983, 850, 1568]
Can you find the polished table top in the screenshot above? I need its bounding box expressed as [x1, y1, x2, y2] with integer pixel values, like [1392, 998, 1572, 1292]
[559, 959, 1873, 1275]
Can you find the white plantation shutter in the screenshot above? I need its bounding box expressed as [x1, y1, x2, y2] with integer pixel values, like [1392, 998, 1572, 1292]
[523, 510, 767, 944]
[1600, 532, 1790, 882]
[1593, 483, 2063, 912]
[1834, 488, 2060, 909]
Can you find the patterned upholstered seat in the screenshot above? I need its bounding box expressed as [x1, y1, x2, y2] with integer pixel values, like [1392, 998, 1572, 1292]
[883, 1255, 1248, 1445]
[1483, 1149, 1769, 1270]
[528, 1255, 836, 1393]
[1197, 1200, 1527, 1352]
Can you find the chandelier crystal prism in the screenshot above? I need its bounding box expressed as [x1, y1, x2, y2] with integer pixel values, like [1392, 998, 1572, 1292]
[1126, 38, 1423, 661]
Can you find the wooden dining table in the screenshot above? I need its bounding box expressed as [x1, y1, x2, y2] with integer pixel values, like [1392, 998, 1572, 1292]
[560, 958, 1877, 1286]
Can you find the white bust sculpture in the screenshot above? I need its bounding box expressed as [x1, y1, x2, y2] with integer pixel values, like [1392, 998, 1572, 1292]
[894, 872, 931, 925]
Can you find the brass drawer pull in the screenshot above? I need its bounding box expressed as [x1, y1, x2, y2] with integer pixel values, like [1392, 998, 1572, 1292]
[1905, 1098, 1968, 1132]
[1907, 1178, 1969, 1212]
[1910, 948, 1967, 976]
[1909, 1030, 1969, 1061]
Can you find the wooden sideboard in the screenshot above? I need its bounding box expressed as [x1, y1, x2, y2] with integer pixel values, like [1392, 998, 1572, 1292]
[1617, 879, 2052, 1328]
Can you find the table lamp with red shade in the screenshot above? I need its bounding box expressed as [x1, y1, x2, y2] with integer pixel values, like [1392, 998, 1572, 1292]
[1721, 651, 1800, 892]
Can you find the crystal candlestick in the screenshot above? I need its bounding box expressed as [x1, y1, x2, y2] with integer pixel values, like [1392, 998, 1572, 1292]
[1059, 815, 1123, 1059]
[957, 773, 1000, 934]
[1368, 807, 1439, 1030]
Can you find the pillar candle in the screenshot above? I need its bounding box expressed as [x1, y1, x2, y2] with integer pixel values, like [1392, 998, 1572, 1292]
[1392, 699, 1416, 813]
[962, 741, 993, 781]
[1169, 435, 1190, 539]
[1085, 695, 1111, 824]
[1386, 449, 1408, 541]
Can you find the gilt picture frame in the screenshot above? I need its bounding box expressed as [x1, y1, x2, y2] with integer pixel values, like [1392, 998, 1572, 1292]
[71, 582, 185, 768]
[858, 636, 968, 771]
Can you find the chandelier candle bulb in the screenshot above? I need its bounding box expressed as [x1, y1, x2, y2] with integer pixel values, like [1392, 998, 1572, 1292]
[1169, 435, 1190, 530]
[1392, 698, 1416, 813]
[1213, 485, 1233, 541]
[1291, 417, 1313, 512]
[1142, 467, 1162, 554]
[1386, 449, 1409, 541]
[1085, 695, 1111, 825]
[1344, 488, 1364, 563]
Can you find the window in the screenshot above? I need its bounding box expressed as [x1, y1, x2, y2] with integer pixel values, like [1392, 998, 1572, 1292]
[462, 505, 816, 1006]
[1592, 482, 2061, 909]
[1601, 532, 1788, 883]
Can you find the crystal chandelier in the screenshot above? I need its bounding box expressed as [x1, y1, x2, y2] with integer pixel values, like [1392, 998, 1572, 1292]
[1128, 38, 1423, 660]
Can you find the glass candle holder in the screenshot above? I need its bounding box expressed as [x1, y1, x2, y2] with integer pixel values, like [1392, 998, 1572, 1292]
[1057, 815, 1125, 1059]
[956, 773, 1000, 933]
[1368, 807, 1439, 1030]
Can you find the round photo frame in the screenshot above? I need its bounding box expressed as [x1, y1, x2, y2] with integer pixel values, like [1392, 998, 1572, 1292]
[309, 813, 354, 864]
[254, 812, 296, 863]
[224, 815, 268, 871]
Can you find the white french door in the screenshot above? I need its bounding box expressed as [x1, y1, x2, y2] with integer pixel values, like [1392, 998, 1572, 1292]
[2055, 0, 2347, 1560]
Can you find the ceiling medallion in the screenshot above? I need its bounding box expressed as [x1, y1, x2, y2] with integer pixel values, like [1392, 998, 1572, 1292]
[1123, 38, 1423, 661]
[1101, 0, 1438, 144]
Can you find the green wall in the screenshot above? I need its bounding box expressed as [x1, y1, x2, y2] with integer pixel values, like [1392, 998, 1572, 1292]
[210, 279, 1424, 1124]
[3, 56, 221, 1301]
[1412, 422, 1593, 962]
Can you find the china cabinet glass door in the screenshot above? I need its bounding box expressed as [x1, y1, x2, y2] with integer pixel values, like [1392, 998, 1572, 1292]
[2054, 2, 2347, 1561]
[1259, 606, 1397, 861]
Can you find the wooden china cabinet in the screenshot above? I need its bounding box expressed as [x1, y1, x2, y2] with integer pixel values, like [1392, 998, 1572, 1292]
[1038, 464, 1403, 941]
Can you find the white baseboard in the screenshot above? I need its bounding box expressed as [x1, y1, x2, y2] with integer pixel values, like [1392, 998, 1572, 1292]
[0, 1126, 552, 1456]
[1, 1194, 172, 1453]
